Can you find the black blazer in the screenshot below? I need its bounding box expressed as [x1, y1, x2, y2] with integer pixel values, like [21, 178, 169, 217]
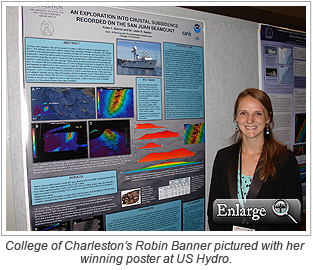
[208, 143, 303, 231]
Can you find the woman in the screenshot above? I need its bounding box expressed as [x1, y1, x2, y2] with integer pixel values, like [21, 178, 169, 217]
[208, 88, 302, 231]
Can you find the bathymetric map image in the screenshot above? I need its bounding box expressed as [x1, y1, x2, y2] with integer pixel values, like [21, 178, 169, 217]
[279, 47, 292, 65]
[89, 120, 131, 158]
[31, 87, 95, 121]
[184, 123, 205, 144]
[97, 87, 134, 119]
[279, 66, 292, 84]
[32, 122, 88, 162]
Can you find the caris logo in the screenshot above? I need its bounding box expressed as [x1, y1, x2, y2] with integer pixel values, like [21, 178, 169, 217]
[194, 24, 201, 33]
[182, 31, 191, 36]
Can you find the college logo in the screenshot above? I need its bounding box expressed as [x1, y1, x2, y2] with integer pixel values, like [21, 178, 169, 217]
[41, 21, 54, 36]
[194, 24, 201, 33]
[265, 27, 274, 39]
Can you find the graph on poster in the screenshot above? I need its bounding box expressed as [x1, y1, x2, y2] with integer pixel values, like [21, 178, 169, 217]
[137, 130, 179, 140]
[136, 123, 165, 129]
[138, 142, 162, 149]
[122, 161, 202, 174]
[137, 148, 195, 163]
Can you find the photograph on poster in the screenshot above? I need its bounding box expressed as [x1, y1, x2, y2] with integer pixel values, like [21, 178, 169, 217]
[117, 39, 161, 76]
[89, 119, 131, 158]
[31, 87, 96, 121]
[73, 216, 104, 231]
[32, 122, 88, 162]
[265, 46, 277, 55]
[97, 87, 134, 118]
[266, 68, 277, 77]
[121, 188, 141, 207]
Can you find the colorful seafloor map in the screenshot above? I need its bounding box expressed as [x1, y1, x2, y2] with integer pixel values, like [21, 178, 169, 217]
[97, 88, 134, 118]
[32, 122, 88, 162]
[184, 123, 205, 144]
[295, 113, 306, 143]
[31, 87, 95, 121]
[89, 120, 130, 158]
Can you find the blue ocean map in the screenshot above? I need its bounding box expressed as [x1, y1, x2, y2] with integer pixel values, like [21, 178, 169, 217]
[31, 87, 95, 121]
[279, 66, 292, 84]
[279, 47, 292, 65]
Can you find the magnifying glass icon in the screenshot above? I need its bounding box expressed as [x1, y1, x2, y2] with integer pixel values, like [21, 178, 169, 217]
[272, 199, 298, 224]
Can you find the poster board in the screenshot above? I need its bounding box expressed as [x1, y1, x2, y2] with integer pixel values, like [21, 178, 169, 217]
[6, 6, 260, 231]
[20, 6, 205, 231]
[259, 24, 307, 210]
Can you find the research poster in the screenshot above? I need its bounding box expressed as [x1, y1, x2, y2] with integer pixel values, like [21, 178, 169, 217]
[260, 25, 306, 209]
[22, 6, 205, 231]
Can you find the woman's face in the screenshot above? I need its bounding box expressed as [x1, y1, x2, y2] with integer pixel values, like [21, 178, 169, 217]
[236, 96, 270, 141]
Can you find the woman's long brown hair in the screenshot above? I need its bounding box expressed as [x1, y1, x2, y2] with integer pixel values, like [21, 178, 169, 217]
[232, 88, 287, 181]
